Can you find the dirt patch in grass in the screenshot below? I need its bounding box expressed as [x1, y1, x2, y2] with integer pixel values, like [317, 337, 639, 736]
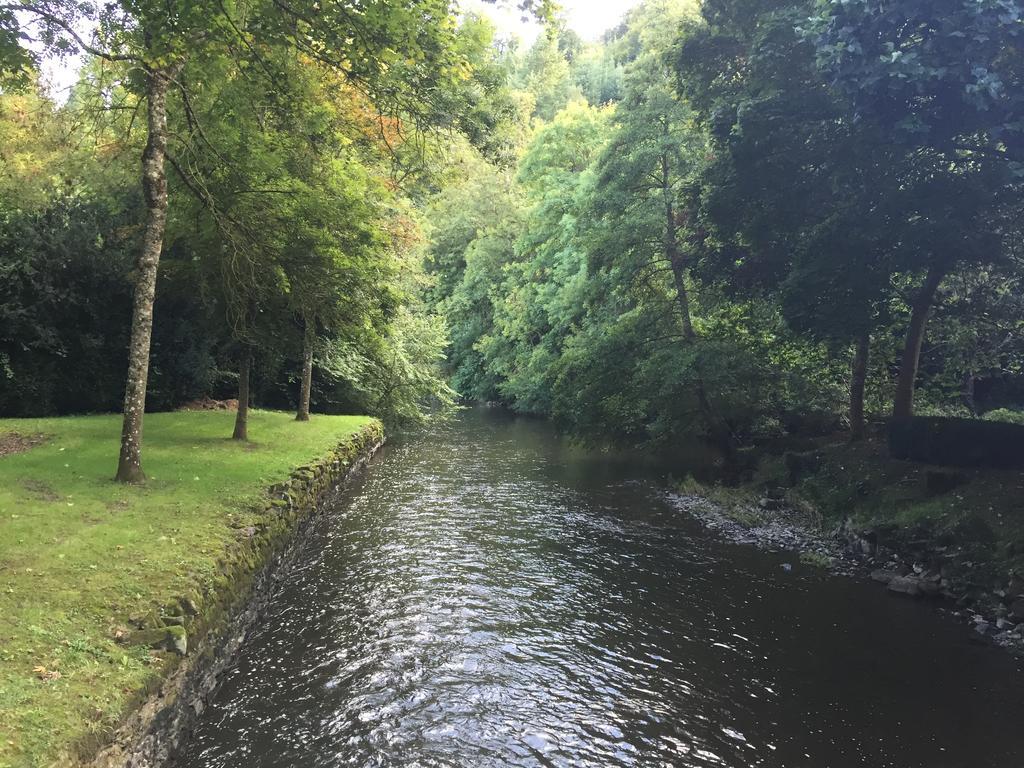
[0, 432, 48, 458]
[177, 397, 238, 411]
[21, 478, 60, 501]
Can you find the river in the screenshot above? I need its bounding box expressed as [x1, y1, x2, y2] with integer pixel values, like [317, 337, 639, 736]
[175, 408, 1024, 768]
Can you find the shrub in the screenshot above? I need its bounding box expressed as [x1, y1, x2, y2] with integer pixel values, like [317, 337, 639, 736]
[984, 408, 1024, 426]
[0, 194, 226, 416]
[0, 195, 134, 415]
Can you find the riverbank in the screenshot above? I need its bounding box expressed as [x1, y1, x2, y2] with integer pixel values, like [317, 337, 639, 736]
[0, 411, 382, 768]
[672, 432, 1024, 653]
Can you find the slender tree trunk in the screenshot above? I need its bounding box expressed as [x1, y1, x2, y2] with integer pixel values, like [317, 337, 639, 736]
[233, 349, 251, 441]
[892, 265, 947, 421]
[669, 251, 695, 340]
[667, 225, 733, 458]
[961, 372, 977, 416]
[663, 159, 695, 340]
[296, 319, 313, 422]
[115, 66, 177, 483]
[850, 332, 870, 441]
[663, 175, 734, 462]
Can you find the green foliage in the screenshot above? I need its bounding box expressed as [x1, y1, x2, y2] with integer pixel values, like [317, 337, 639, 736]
[449, 13, 530, 166]
[674, 0, 1024, 424]
[804, 0, 1024, 172]
[916, 262, 1024, 412]
[570, 45, 623, 105]
[320, 304, 456, 426]
[515, 35, 581, 120]
[483, 102, 609, 413]
[0, 193, 134, 415]
[985, 408, 1024, 426]
[0, 0, 516, 439]
[2, 0, 1022, 453]
[0, 2, 486, 424]
[425, 158, 526, 401]
[425, 1, 850, 452]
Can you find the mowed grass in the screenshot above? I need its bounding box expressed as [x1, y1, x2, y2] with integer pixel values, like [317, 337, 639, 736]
[0, 410, 376, 768]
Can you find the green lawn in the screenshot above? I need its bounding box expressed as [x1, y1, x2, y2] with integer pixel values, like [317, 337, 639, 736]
[0, 410, 378, 768]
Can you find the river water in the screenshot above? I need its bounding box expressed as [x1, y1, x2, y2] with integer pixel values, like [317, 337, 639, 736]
[176, 409, 1024, 768]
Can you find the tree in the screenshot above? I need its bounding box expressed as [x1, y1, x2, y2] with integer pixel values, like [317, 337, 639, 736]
[592, 0, 702, 338]
[918, 260, 1024, 416]
[425, 154, 525, 401]
[1, 0, 483, 480]
[673, 0, 1012, 434]
[515, 34, 580, 121]
[570, 43, 624, 106]
[311, 198, 455, 426]
[0, 193, 135, 415]
[280, 167, 390, 423]
[676, 0, 876, 438]
[581, 0, 745, 453]
[804, 0, 1024, 419]
[482, 100, 610, 413]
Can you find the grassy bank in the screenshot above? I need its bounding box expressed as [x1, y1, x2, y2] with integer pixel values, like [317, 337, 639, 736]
[0, 410, 379, 768]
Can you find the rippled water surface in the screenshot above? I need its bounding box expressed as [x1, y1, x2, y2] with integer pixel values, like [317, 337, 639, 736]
[177, 409, 1024, 768]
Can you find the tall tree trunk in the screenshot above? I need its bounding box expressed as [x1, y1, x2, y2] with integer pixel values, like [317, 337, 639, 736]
[849, 332, 870, 441]
[115, 66, 176, 483]
[663, 179, 734, 462]
[296, 319, 313, 422]
[663, 158, 695, 340]
[961, 372, 977, 416]
[667, 217, 734, 458]
[233, 349, 251, 441]
[892, 265, 947, 422]
[669, 251, 696, 340]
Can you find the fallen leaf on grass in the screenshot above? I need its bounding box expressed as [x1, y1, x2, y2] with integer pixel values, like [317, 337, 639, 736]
[32, 665, 61, 681]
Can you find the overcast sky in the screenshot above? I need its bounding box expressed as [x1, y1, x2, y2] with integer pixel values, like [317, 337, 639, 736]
[462, 0, 642, 44]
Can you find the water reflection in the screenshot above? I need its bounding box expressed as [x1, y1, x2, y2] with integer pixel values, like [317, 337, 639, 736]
[176, 409, 1024, 768]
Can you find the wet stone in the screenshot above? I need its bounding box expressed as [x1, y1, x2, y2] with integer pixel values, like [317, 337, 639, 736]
[887, 575, 923, 597]
[871, 569, 900, 585]
[130, 626, 188, 656]
[1009, 599, 1024, 621]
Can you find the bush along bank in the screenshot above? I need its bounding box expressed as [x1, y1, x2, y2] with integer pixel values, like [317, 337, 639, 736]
[0, 412, 383, 768]
[670, 432, 1024, 654]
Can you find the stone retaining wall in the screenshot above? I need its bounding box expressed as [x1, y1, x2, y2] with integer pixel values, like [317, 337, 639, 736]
[85, 422, 384, 768]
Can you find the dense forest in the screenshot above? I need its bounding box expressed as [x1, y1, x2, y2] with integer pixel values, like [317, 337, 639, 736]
[1, 0, 1023, 471]
[426, 0, 1024, 458]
